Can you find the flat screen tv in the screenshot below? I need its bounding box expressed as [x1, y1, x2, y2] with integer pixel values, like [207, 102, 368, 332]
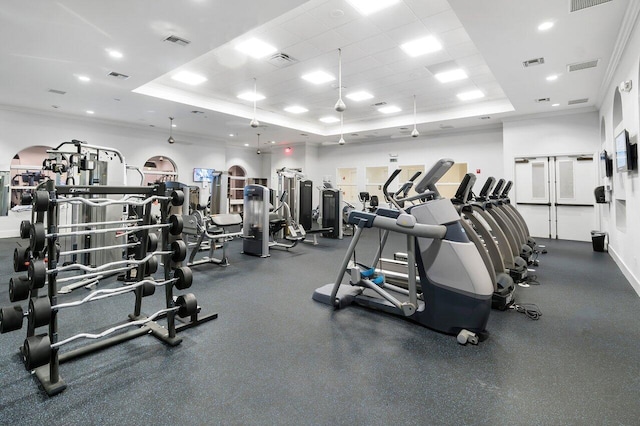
[193, 168, 214, 182]
[615, 129, 629, 172]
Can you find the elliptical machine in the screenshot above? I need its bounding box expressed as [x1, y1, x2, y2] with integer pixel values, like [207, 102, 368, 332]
[313, 159, 494, 344]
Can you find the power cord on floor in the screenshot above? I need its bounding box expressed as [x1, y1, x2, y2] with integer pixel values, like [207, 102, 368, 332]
[525, 274, 540, 285]
[509, 303, 542, 320]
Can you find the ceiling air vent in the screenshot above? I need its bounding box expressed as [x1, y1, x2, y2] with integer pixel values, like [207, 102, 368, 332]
[523, 57, 545, 67]
[567, 59, 599, 72]
[107, 71, 130, 80]
[191, 110, 204, 114]
[568, 98, 589, 105]
[440, 125, 454, 129]
[535, 98, 551, 103]
[164, 35, 191, 46]
[267, 53, 298, 68]
[48, 89, 66, 95]
[570, 0, 612, 13]
[373, 101, 387, 106]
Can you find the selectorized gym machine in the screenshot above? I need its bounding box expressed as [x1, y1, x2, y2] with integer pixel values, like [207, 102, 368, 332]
[313, 159, 494, 344]
[242, 183, 307, 257]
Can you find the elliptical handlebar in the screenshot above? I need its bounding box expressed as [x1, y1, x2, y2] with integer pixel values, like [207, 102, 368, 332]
[382, 169, 404, 211]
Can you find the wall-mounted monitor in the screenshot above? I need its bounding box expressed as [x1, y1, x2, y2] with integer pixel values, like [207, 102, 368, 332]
[600, 150, 613, 178]
[615, 130, 629, 172]
[615, 129, 637, 172]
[193, 168, 214, 182]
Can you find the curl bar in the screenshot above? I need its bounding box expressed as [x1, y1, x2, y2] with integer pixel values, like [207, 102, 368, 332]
[24, 241, 187, 291]
[22, 293, 198, 370]
[32, 189, 184, 212]
[0, 267, 193, 334]
[27, 215, 183, 253]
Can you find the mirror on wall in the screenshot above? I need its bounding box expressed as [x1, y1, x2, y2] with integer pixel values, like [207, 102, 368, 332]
[0, 171, 9, 216]
[227, 165, 246, 214]
[10, 145, 55, 211]
[143, 155, 178, 185]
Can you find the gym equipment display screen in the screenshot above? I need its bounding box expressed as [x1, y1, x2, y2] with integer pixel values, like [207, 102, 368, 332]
[193, 168, 214, 182]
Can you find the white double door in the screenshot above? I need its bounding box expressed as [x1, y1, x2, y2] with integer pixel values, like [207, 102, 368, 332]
[514, 154, 596, 242]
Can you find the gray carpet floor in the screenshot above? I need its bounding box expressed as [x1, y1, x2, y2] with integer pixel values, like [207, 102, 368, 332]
[0, 231, 639, 425]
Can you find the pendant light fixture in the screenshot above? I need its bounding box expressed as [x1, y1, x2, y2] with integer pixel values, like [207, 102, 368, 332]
[338, 112, 345, 145]
[334, 48, 346, 112]
[250, 78, 260, 128]
[411, 95, 420, 138]
[167, 117, 175, 144]
[256, 133, 261, 155]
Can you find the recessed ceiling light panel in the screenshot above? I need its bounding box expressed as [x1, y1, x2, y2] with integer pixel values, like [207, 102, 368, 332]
[235, 38, 278, 59]
[400, 36, 442, 58]
[86, 110, 95, 114]
[435, 69, 468, 83]
[346, 91, 374, 101]
[319, 116, 340, 123]
[302, 70, 335, 85]
[284, 106, 308, 114]
[538, 21, 554, 31]
[77, 75, 91, 82]
[237, 92, 266, 101]
[457, 90, 484, 101]
[171, 71, 207, 86]
[378, 105, 401, 114]
[345, 0, 400, 15]
[546, 74, 559, 81]
[107, 49, 123, 59]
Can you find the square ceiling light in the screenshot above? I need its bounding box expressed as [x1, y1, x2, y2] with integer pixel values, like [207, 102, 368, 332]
[302, 70, 335, 85]
[171, 71, 207, 85]
[237, 92, 265, 101]
[457, 90, 484, 101]
[400, 36, 442, 58]
[319, 116, 340, 123]
[346, 91, 374, 101]
[378, 105, 401, 114]
[346, 0, 400, 15]
[435, 69, 468, 83]
[284, 106, 308, 114]
[235, 37, 277, 59]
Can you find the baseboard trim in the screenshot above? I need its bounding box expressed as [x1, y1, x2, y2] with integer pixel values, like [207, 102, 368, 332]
[609, 245, 640, 297]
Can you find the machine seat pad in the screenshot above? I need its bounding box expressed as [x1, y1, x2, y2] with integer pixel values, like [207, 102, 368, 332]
[210, 213, 243, 227]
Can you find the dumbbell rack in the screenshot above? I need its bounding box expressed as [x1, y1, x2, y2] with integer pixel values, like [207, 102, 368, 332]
[4, 180, 217, 396]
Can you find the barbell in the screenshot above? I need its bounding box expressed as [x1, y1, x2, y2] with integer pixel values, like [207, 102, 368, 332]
[27, 215, 183, 253]
[31, 189, 185, 212]
[22, 293, 198, 370]
[17, 240, 187, 295]
[1, 266, 193, 334]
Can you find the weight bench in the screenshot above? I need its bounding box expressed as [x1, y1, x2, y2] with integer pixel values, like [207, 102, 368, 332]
[184, 213, 243, 267]
[302, 227, 334, 245]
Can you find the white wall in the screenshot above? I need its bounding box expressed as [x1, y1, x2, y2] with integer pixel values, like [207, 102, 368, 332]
[597, 16, 640, 296]
[502, 110, 601, 183]
[316, 126, 505, 203]
[0, 106, 227, 237]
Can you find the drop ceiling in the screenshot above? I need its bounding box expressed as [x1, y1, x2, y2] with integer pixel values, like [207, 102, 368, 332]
[0, 0, 633, 148]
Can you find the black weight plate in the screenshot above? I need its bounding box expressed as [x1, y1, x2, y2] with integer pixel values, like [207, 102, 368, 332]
[173, 266, 193, 290]
[176, 293, 197, 318]
[171, 240, 187, 262]
[0, 306, 24, 334]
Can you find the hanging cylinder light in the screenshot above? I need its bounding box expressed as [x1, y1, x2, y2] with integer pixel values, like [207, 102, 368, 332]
[256, 133, 261, 155]
[411, 95, 420, 138]
[338, 112, 345, 145]
[334, 48, 346, 112]
[167, 117, 175, 144]
[250, 78, 260, 128]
